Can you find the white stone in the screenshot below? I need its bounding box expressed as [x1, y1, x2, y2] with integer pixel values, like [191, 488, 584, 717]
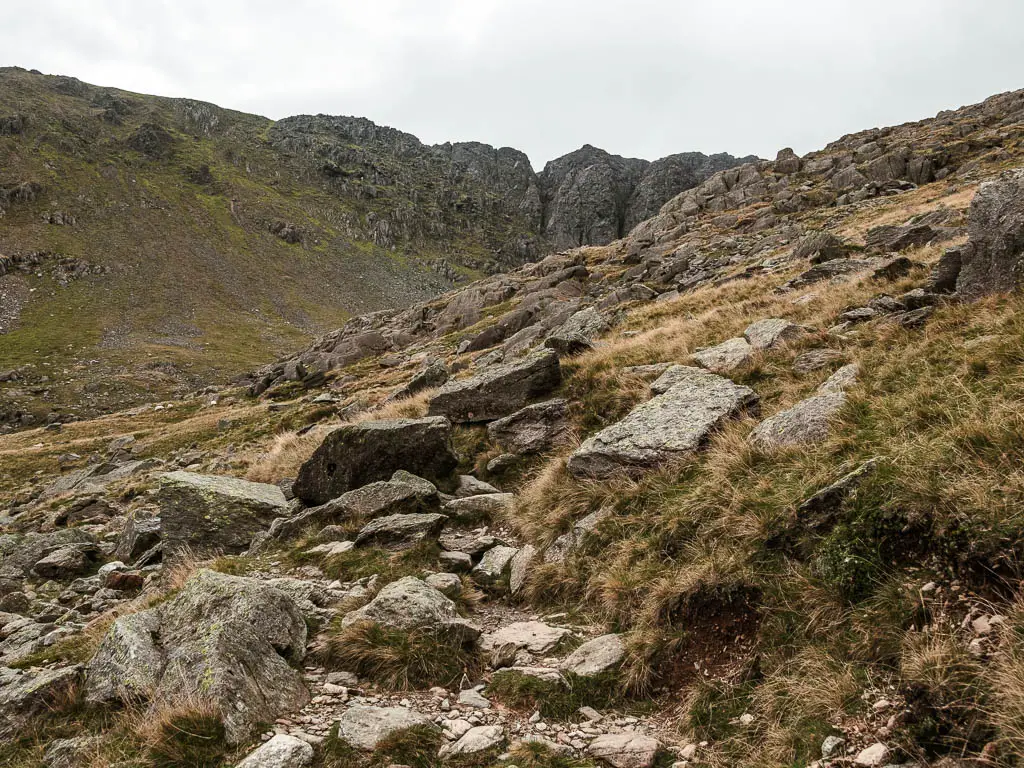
[854, 742, 890, 767]
[236, 734, 314, 768]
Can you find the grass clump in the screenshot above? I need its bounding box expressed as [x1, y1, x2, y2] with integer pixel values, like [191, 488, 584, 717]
[486, 670, 631, 720]
[142, 704, 228, 768]
[317, 620, 481, 690]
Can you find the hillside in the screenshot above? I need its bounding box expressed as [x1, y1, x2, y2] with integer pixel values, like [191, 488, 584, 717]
[2, 83, 1024, 768]
[0, 67, 752, 429]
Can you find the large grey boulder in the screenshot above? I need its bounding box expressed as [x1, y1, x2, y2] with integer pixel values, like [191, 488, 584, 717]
[236, 734, 314, 768]
[155, 472, 287, 558]
[353, 512, 448, 549]
[793, 232, 848, 263]
[341, 576, 480, 644]
[390, 359, 449, 401]
[0, 528, 97, 579]
[956, 169, 1024, 300]
[471, 545, 519, 587]
[479, 621, 571, 654]
[0, 665, 81, 738]
[335, 705, 434, 750]
[691, 337, 754, 373]
[427, 350, 561, 423]
[568, 367, 758, 479]
[294, 417, 458, 505]
[85, 569, 308, 744]
[749, 393, 847, 449]
[439, 724, 505, 757]
[486, 398, 569, 455]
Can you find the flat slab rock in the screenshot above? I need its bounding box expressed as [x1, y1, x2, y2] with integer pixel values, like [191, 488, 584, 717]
[568, 366, 758, 479]
[439, 724, 505, 757]
[588, 733, 662, 768]
[479, 621, 571, 654]
[353, 512, 448, 549]
[427, 349, 561, 423]
[334, 706, 433, 750]
[744, 318, 807, 349]
[749, 392, 847, 449]
[691, 337, 754, 373]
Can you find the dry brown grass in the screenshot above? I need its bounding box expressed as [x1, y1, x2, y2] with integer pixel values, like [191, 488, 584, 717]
[244, 424, 334, 482]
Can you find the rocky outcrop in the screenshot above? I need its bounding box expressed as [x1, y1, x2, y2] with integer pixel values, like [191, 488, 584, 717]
[956, 168, 1024, 299]
[85, 570, 309, 744]
[341, 576, 480, 644]
[0, 665, 81, 738]
[427, 350, 561, 423]
[294, 417, 458, 505]
[487, 399, 570, 455]
[568, 367, 758, 478]
[749, 393, 847, 449]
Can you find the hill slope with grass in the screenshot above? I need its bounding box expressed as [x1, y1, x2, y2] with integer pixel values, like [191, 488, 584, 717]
[0, 66, 751, 428]
[2, 86, 1024, 768]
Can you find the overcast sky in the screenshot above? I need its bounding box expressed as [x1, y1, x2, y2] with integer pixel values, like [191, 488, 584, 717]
[2, 1, 1023, 169]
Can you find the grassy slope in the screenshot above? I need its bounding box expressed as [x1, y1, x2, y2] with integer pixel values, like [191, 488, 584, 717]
[0, 67, 527, 420]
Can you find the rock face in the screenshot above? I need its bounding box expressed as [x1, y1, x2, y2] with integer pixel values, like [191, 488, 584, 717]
[294, 417, 458, 505]
[334, 706, 433, 750]
[749, 393, 847, 449]
[85, 569, 309, 744]
[486, 399, 569, 455]
[427, 350, 561, 423]
[154, 471, 287, 557]
[568, 367, 758, 478]
[956, 168, 1024, 300]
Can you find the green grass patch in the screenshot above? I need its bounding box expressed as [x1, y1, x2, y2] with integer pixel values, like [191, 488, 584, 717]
[486, 670, 632, 720]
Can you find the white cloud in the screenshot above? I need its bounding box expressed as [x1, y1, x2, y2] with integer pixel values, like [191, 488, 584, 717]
[1, 0, 1022, 168]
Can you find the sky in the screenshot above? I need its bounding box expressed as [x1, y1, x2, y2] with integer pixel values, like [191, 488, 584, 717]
[2, 0, 1023, 169]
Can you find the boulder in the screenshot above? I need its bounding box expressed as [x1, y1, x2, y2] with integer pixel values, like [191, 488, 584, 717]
[439, 724, 505, 757]
[31, 543, 100, 580]
[0, 528, 97, 579]
[749, 393, 847, 449]
[270, 471, 438, 541]
[588, 733, 661, 768]
[479, 621, 571, 654]
[427, 350, 561, 423]
[334, 705, 433, 751]
[544, 306, 611, 355]
[509, 544, 538, 596]
[781, 258, 873, 290]
[85, 569, 308, 744]
[42, 736, 103, 768]
[818, 363, 860, 394]
[568, 367, 758, 479]
[113, 514, 161, 564]
[691, 337, 754, 373]
[354, 513, 448, 549]
[341, 576, 480, 644]
[956, 169, 1024, 300]
[442, 494, 514, 524]
[294, 417, 458, 505]
[743, 318, 807, 350]
[559, 634, 626, 677]
[236, 734, 314, 768]
[487, 398, 569, 455]
[0, 665, 81, 739]
[928, 245, 964, 293]
[455, 475, 501, 498]
[865, 222, 942, 253]
[471, 545, 519, 587]
[155, 472, 287, 558]
[793, 231, 848, 264]
[390, 359, 449, 401]
[424, 572, 462, 598]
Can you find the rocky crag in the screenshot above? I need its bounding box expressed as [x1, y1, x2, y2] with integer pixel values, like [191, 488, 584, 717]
[0, 66, 750, 428]
[2, 85, 1024, 768]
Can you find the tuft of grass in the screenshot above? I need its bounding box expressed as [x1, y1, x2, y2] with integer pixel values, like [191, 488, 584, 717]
[138, 700, 228, 768]
[316, 620, 481, 690]
[245, 426, 333, 483]
[486, 670, 634, 720]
